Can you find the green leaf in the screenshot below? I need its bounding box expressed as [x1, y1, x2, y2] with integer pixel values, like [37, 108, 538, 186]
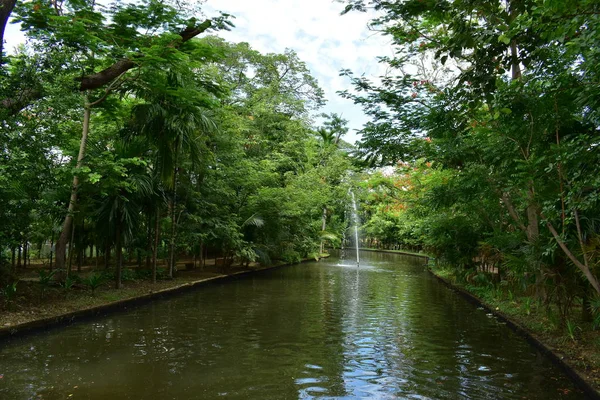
[498, 34, 511, 45]
[89, 173, 102, 184]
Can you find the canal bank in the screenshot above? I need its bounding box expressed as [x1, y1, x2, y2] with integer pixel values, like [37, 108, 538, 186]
[359, 247, 428, 258]
[0, 257, 322, 340]
[0, 251, 589, 399]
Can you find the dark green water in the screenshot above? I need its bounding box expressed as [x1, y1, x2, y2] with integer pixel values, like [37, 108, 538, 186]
[0, 251, 588, 399]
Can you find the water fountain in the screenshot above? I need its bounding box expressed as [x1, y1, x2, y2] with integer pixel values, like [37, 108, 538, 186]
[350, 190, 360, 267]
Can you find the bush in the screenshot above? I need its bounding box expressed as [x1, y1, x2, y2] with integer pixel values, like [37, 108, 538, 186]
[2, 282, 18, 307]
[84, 274, 105, 294]
[134, 269, 152, 280]
[61, 276, 75, 290]
[38, 269, 57, 299]
[0, 262, 13, 287]
[120, 268, 136, 283]
[254, 248, 272, 266]
[38, 269, 56, 286]
[281, 250, 302, 264]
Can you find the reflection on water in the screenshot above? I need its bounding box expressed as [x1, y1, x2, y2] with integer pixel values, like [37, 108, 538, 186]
[0, 251, 588, 399]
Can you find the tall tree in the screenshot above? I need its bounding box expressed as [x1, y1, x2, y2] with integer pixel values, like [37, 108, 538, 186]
[342, 0, 600, 295]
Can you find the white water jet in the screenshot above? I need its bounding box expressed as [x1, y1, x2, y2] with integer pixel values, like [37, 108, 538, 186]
[350, 190, 360, 268]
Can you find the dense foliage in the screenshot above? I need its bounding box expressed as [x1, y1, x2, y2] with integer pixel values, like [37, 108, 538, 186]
[3, 0, 600, 331]
[344, 0, 600, 323]
[0, 0, 354, 290]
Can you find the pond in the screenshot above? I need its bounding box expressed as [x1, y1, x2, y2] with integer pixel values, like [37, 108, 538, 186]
[0, 251, 588, 399]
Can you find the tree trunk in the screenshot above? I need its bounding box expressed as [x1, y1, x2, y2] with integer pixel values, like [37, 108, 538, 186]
[22, 239, 27, 268]
[168, 165, 179, 278]
[55, 102, 91, 270]
[199, 240, 204, 270]
[525, 184, 538, 243]
[49, 233, 54, 270]
[152, 208, 160, 284]
[508, 0, 522, 81]
[16, 244, 21, 269]
[510, 40, 521, 80]
[77, 246, 83, 272]
[546, 220, 600, 295]
[145, 213, 152, 269]
[115, 215, 122, 289]
[104, 242, 110, 269]
[582, 289, 592, 322]
[0, 0, 16, 65]
[38, 241, 43, 265]
[67, 221, 76, 278]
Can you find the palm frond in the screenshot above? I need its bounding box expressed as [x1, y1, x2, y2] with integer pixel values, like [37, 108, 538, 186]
[242, 213, 265, 228]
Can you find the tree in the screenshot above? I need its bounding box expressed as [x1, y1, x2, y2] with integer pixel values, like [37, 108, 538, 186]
[4, 0, 230, 271]
[342, 0, 600, 303]
[1, 6, 355, 295]
[127, 67, 219, 277]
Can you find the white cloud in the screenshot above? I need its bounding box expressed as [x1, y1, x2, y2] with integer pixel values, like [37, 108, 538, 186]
[4, 23, 25, 53]
[4, 0, 391, 143]
[203, 0, 392, 143]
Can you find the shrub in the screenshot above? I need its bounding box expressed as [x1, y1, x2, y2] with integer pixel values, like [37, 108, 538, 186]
[2, 282, 18, 308]
[120, 268, 136, 282]
[38, 269, 56, 286]
[84, 274, 105, 294]
[281, 250, 302, 264]
[61, 276, 75, 290]
[38, 269, 57, 299]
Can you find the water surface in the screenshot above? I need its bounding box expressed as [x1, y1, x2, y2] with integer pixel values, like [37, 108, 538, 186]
[0, 251, 587, 399]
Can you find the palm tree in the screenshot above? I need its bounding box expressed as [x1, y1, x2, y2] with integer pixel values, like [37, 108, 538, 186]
[94, 141, 155, 288]
[320, 113, 349, 146]
[317, 127, 336, 146]
[316, 113, 349, 254]
[127, 70, 218, 278]
[138, 172, 166, 284]
[89, 140, 157, 289]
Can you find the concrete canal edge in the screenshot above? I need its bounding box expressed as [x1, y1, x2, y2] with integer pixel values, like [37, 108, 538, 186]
[0, 257, 320, 342]
[359, 247, 428, 258]
[428, 269, 600, 399]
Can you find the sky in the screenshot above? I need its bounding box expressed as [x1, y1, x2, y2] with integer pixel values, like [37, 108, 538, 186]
[4, 0, 393, 143]
[202, 0, 392, 143]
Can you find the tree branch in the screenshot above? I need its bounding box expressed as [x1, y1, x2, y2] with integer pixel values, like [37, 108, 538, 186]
[1, 19, 213, 114]
[79, 58, 136, 91]
[87, 69, 130, 108]
[78, 19, 212, 91]
[545, 218, 600, 294]
[1, 88, 42, 114]
[501, 192, 527, 233]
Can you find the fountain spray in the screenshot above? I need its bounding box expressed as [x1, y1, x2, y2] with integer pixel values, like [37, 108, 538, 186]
[350, 190, 360, 268]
